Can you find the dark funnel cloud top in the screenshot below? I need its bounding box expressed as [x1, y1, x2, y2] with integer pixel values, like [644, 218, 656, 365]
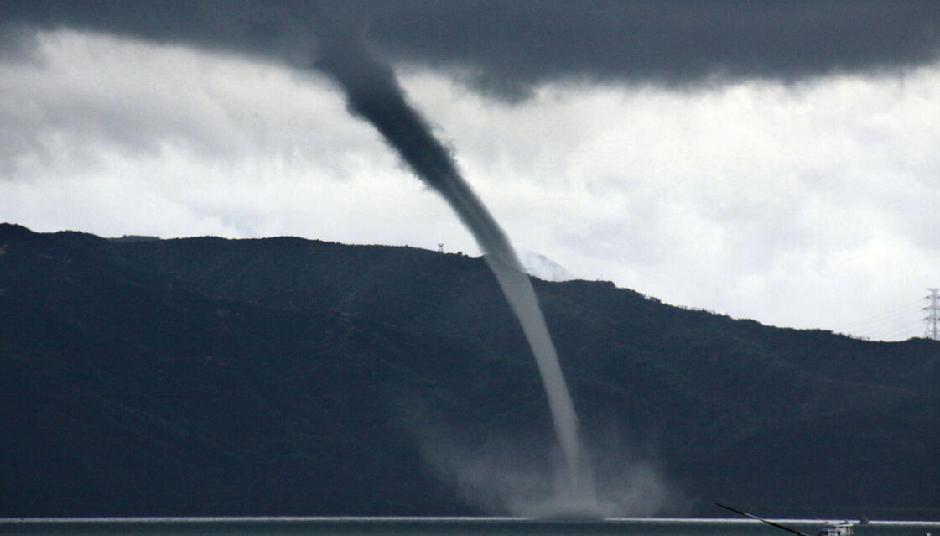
[2, 0, 939, 97]
[312, 26, 509, 251]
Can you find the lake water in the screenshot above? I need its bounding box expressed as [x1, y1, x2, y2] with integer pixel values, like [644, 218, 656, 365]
[1, 518, 937, 536]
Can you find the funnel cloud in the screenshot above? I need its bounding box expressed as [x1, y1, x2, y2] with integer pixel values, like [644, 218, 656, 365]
[313, 19, 588, 500]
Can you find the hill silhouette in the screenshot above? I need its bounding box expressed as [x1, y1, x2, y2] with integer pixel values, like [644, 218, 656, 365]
[0, 223, 937, 518]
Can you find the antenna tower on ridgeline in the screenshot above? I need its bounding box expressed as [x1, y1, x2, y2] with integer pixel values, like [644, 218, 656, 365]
[925, 288, 940, 341]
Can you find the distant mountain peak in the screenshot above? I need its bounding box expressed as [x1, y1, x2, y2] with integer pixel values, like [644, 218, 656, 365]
[521, 251, 575, 282]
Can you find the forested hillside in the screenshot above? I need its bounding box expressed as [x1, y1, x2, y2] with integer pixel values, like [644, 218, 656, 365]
[1, 224, 936, 519]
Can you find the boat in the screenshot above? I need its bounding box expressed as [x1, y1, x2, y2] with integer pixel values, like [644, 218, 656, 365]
[817, 523, 855, 536]
[715, 503, 856, 536]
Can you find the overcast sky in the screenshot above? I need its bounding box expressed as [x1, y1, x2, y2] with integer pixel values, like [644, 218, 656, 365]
[2, 1, 939, 341]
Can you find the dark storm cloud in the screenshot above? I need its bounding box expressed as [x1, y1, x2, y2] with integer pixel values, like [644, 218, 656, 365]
[3, 1, 939, 97]
[1, 1, 322, 65]
[376, 1, 940, 97]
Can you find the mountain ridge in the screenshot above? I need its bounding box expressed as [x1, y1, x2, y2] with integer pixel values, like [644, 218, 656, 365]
[0, 223, 937, 518]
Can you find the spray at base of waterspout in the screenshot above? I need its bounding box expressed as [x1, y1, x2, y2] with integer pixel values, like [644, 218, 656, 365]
[547, 454, 603, 519]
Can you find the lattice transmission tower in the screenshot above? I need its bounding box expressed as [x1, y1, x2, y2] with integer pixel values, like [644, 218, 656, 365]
[925, 288, 940, 341]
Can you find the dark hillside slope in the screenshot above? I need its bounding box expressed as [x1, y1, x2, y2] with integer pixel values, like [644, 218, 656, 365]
[0, 224, 937, 518]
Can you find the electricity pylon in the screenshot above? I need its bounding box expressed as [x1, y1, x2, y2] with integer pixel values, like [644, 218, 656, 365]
[925, 288, 939, 341]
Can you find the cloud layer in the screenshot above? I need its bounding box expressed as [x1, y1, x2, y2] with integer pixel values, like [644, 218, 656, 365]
[372, 0, 940, 97]
[4, 1, 940, 98]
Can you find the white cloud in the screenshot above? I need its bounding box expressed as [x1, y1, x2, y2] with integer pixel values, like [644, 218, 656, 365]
[2, 28, 938, 340]
[399, 67, 940, 340]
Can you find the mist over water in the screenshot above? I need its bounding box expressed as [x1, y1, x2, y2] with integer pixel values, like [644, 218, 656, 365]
[410, 417, 675, 517]
[313, 27, 592, 507]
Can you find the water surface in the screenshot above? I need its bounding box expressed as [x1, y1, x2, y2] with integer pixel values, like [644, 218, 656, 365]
[2, 518, 937, 536]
